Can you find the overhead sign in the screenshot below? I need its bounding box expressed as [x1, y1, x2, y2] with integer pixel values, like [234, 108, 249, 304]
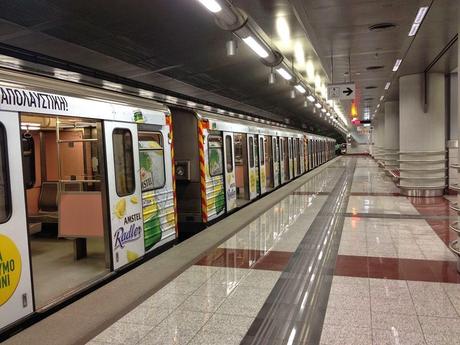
[327, 83, 356, 100]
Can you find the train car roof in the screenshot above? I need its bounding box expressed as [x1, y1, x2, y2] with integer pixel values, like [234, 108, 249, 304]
[197, 110, 334, 141]
[0, 67, 169, 125]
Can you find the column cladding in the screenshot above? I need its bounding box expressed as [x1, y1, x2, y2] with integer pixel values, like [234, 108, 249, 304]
[399, 73, 446, 196]
[384, 101, 400, 171]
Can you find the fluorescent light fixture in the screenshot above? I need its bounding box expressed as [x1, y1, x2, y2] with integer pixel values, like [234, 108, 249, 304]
[321, 108, 327, 113]
[21, 126, 40, 131]
[276, 67, 292, 80]
[380, 96, 384, 101]
[197, 0, 221, 13]
[307, 95, 315, 102]
[409, 23, 420, 36]
[377, 104, 380, 108]
[295, 84, 306, 94]
[414, 6, 429, 24]
[242, 36, 269, 58]
[408, 6, 429, 36]
[392, 59, 402, 72]
[385, 82, 391, 90]
[315, 103, 322, 109]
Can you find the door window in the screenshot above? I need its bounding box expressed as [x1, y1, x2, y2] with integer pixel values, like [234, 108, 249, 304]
[0, 124, 11, 223]
[208, 134, 224, 176]
[259, 137, 264, 165]
[113, 128, 135, 196]
[138, 132, 165, 191]
[225, 135, 233, 173]
[249, 137, 254, 168]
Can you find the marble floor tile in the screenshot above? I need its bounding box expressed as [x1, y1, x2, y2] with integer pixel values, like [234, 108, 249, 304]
[188, 331, 243, 345]
[372, 329, 427, 345]
[320, 325, 372, 345]
[407, 281, 458, 317]
[201, 313, 255, 336]
[323, 306, 371, 328]
[91, 321, 153, 344]
[179, 294, 226, 313]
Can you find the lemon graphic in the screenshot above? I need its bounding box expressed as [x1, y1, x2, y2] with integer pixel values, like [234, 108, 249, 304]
[250, 171, 256, 192]
[114, 199, 126, 219]
[130, 196, 138, 204]
[127, 250, 139, 262]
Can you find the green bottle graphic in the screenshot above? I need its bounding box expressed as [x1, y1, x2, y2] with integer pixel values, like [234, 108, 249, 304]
[140, 151, 162, 251]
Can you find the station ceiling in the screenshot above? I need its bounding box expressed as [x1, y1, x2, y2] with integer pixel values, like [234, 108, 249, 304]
[0, 0, 457, 136]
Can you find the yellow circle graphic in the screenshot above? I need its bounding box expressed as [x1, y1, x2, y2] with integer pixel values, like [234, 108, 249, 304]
[0, 234, 22, 306]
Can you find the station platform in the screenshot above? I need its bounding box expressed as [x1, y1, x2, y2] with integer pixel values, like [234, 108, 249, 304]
[5, 156, 460, 345]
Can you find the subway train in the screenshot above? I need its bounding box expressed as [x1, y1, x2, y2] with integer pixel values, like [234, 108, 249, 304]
[0, 68, 335, 333]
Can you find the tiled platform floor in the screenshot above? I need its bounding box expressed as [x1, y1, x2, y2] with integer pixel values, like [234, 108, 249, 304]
[84, 156, 460, 345]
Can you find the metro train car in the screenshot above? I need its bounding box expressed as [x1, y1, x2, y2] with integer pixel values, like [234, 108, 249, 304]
[170, 107, 335, 233]
[0, 67, 335, 334]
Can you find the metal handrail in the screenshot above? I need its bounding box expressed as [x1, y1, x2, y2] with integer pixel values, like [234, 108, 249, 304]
[398, 150, 446, 155]
[59, 179, 101, 183]
[397, 184, 447, 190]
[398, 159, 446, 163]
[399, 176, 446, 180]
[449, 202, 460, 213]
[449, 239, 460, 256]
[399, 167, 447, 172]
[58, 139, 98, 143]
[450, 184, 460, 191]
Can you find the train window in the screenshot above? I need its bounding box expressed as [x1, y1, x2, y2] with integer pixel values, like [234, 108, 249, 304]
[260, 137, 264, 165]
[249, 136, 254, 168]
[0, 124, 11, 223]
[113, 128, 135, 196]
[208, 134, 223, 177]
[138, 132, 165, 190]
[225, 135, 233, 173]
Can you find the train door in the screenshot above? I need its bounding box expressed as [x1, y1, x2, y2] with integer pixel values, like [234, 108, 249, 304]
[313, 140, 317, 168]
[299, 138, 305, 174]
[288, 138, 294, 180]
[21, 115, 110, 309]
[0, 114, 33, 330]
[264, 136, 274, 192]
[104, 122, 144, 270]
[258, 135, 266, 194]
[138, 125, 176, 253]
[234, 133, 250, 207]
[223, 132, 237, 212]
[279, 137, 286, 184]
[272, 137, 280, 188]
[293, 138, 298, 177]
[247, 134, 258, 200]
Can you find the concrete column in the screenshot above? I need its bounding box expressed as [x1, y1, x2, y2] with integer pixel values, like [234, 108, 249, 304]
[384, 101, 399, 171]
[452, 27, 460, 267]
[399, 73, 446, 196]
[374, 114, 385, 162]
